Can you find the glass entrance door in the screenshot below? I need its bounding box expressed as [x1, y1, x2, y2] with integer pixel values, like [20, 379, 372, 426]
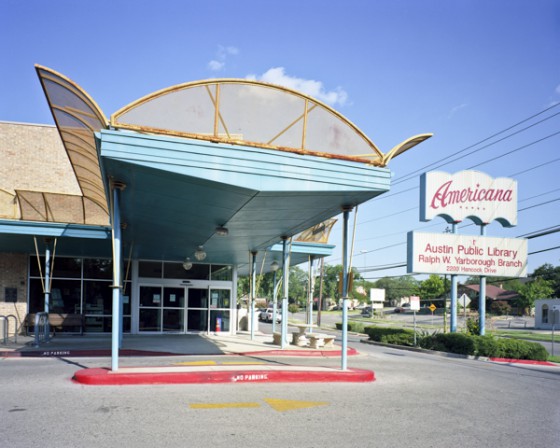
[139, 285, 185, 332]
[139, 285, 231, 333]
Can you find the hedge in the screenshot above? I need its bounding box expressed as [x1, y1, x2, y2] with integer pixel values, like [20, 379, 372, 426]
[335, 321, 365, 333]
[363, 326, 415, 346]
[362, 325, 549, 361]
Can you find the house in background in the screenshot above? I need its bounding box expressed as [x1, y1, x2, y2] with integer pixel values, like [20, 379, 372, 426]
[460, 283, 520, 314]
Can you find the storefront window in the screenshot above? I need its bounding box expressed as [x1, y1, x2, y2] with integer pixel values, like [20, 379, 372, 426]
[28, 278, 81, 314]
[29, 256, 82, 278]
[83, 258, 112, 279]
[164, 262, 210, 280]
[28, 256, 131, 333]
[211, 265, 232, 281]
[139, 261, 163, 278]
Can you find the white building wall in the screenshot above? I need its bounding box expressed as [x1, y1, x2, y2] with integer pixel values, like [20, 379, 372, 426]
[534, 299, 560, 329]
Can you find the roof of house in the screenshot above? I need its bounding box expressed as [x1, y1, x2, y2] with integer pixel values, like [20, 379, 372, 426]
[462, 283, 519, 301]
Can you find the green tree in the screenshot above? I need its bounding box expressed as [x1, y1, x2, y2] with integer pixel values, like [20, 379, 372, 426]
[418, 274, 445, 303]
[372, 276, 419, 305]
[531, 263, 560, 297]
[516, 277, 554, 315]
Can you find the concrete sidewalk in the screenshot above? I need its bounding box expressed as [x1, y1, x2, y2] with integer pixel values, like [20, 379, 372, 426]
[0, 331, 374, 385]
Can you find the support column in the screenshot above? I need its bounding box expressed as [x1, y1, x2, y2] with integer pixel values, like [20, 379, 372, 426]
[307, 256, 314, 332]
[250, 251, 257, 341]
[341, 207, 352, 371]
[479, 224, 487, 336]
[43, 239, 52, 340]
[281, 237, 290, 349]
[271, 263, 279, 334]
[450, 223, 458, 333]
[110, 182, 125, 372]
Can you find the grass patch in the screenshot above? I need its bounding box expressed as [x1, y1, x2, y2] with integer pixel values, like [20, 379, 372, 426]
[548, 355, 560, 363]
[492, 330, 560, 343]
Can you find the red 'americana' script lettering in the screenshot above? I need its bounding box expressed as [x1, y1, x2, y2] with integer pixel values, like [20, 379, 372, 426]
[430, 181, 513, 209]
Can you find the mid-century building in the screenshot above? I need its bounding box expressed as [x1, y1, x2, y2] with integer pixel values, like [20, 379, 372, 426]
[0, 65, 432, 339]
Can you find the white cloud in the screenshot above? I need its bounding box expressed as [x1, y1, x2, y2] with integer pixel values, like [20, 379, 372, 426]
[208, 45, 239, 72]
[208, 60, 224, 71]
[246, 67, 348, 106]
[448, 103, 468, 119]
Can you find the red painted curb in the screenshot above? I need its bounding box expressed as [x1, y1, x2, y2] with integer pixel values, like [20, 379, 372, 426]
[490, 357, 557, 366]
[72, 367, 375, 385]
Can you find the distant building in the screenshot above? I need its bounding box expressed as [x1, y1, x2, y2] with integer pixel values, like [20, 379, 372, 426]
[534, 299, 560, 329]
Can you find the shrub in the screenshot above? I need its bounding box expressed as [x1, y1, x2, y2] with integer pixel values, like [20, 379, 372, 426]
[364, 326, 415, 346]
[362, 325, 549, 361]
[381, 332, 415, 346]
[497, 338, 549, 361]
[335, 321, 365, 333]
[473, 335, 501, 357]
[419, 333, 475, 355]
[466, 317, 479, 335]
[490, 301, 512, 316]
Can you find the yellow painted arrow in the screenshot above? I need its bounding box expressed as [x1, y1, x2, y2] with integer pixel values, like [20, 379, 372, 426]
[264, 398, 328, 412]
[189, 398, 329, 412]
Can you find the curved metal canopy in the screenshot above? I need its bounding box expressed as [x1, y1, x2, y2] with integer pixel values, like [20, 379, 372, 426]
[111, 79, 431, 166]
[34, 65, 109, 226]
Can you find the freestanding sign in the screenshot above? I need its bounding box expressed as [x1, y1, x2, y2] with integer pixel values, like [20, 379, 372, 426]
[420, 170, 517, 226]
[407, 232, 528, 277]
[370, 288, 385, 310]
[413, 170, 524, 336]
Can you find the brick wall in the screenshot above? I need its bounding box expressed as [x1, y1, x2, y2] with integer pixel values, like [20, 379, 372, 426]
[0, 253, 28, 334]
[0, 121, 81, 194]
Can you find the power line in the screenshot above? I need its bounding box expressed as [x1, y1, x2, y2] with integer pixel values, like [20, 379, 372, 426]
[391, 103, 560, 186]
[467, 130, 560, 169]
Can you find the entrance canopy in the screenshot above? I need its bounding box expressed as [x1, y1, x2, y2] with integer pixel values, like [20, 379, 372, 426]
[1, 66, 433, 274]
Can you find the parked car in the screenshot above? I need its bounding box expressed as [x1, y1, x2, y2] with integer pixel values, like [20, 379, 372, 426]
[258, 308, 282, 323]
[361, 306, 373, 317]
[394, 303, 411, 313]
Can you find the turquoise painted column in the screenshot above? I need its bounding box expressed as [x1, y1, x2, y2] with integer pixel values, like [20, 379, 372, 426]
[450, 223, 458, 333]
[43, 239, 52, 340]
[281, 237, 290, 349]
[341, 207, 351, 371]
[271, 261, 279, 334]
[307, 256, 314, 332]
[111, 182, 125, 372]
[479, 224, 487, 335]
[250, 251, 257, 341]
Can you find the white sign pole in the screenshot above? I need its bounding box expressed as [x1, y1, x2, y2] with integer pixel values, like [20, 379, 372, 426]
[410, 296, 420, 346]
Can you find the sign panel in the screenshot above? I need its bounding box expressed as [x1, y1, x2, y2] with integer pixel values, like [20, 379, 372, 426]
[420, 171, 517, 227]
[407, 231, 528, 277]
[410, 296, 420, 311]
[370, 288, 385, 302]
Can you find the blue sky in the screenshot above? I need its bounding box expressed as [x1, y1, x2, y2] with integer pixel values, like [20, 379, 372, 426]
[1, 0, 559, 279]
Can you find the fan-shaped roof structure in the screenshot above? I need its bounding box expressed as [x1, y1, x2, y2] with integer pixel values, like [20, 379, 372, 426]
[111, 79, 432, 167]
